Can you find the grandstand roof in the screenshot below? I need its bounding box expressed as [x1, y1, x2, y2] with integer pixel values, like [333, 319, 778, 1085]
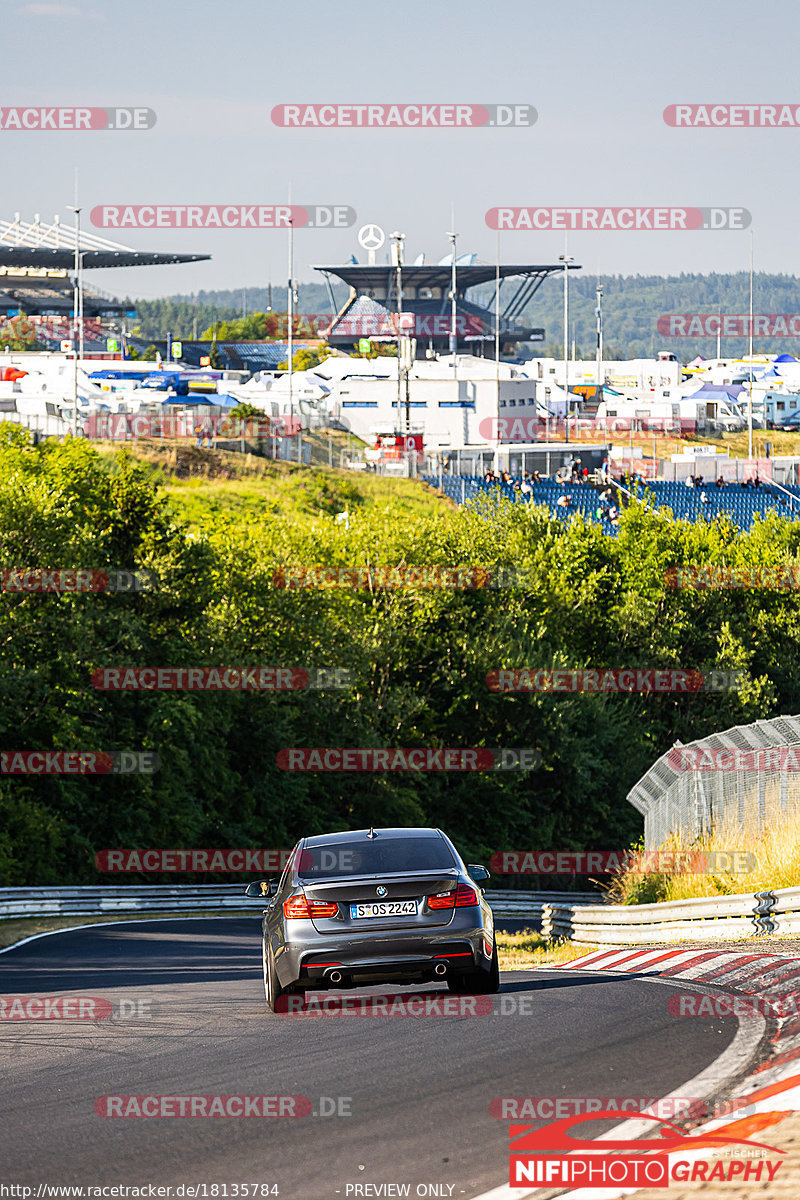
[314, 259, 578, 346]
[313, 262, 578, 293]
[0, 214, 209, 270]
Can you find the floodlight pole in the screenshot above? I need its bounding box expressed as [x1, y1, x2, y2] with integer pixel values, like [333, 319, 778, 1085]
[748, 231, 754, 461]
[391, 231, 405, 438]
[67, 205, 81, 437]
[447, 223, 458, 380]
[495, 230, 500, 473]
[595, 283, 603, 393]
[559, 254, 574, 443]
[78, 252, 84, 362]
[287, 214, 294, 430]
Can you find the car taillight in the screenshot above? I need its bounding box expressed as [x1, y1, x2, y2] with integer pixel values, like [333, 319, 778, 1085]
[283, 895, 339, 919]
[428, 883, 479, 909]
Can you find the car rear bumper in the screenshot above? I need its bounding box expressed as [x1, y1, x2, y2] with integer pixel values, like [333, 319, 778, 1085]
[273, 914, 489, 988]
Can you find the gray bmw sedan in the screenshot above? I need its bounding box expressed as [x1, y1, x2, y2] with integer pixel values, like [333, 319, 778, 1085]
[245, 826, 498, 1011]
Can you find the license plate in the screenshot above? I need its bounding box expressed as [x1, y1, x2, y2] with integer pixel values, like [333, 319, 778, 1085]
[350, 900, 418, 919]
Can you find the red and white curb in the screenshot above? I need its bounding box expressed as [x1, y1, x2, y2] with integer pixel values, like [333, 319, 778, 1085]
[475, 947, 800, 1199]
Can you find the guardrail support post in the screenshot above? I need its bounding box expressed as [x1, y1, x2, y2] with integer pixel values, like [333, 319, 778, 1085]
[541, 902, 553, 941]
[753, 890, 777, 936]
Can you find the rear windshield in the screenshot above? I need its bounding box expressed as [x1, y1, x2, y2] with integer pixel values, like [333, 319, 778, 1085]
[297, 837, 456, 879]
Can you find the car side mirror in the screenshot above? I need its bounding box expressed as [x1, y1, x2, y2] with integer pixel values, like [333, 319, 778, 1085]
[245, 879, 278, 898]
[467, 864, 490, 885]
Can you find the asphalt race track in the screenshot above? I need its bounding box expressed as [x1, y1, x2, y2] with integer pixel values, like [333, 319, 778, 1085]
[0, 919, 764, 1198]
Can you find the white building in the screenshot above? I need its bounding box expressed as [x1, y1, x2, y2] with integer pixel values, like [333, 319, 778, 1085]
[304, 354, 538, 453]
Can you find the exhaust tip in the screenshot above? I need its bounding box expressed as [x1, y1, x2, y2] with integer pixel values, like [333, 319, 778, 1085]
[328, 969, 343, 984]
[434, 962, 447, 976]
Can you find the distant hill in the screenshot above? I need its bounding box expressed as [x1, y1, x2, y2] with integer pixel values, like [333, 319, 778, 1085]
[129, 273, 800, 359]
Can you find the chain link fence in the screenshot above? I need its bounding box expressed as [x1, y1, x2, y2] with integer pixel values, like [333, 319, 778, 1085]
[627, 714, 800, 848]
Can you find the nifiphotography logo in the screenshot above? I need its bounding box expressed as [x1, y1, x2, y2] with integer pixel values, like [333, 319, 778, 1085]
[507, 1111, 784, 1188]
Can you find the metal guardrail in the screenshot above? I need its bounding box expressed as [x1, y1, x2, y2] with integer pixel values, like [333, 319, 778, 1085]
[484, 891, 602, 920]
[6, 885, 793, 946]
[540, 887, 791, 946]
[0, 885, 265, 918]
[0, 885, 602, 921]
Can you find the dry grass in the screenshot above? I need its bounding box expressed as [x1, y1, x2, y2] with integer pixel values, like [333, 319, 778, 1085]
[496, 929, 597, 969]
[92, 439, 444, 528]
[604, 816, 800, 905]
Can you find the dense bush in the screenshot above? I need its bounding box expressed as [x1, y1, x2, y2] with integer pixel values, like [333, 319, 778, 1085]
[0, 431, 796, 884]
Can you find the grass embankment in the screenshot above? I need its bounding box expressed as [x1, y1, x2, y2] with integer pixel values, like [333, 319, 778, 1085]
[605, 817, 800, 905]
[94, 440, 446, 528]
[496, 930, 596, 969]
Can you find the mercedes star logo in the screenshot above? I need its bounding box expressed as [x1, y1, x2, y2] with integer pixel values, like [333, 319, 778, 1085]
[358, 223, 386, 251]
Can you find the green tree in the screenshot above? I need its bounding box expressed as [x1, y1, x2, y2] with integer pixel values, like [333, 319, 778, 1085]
[276, 346, 335, 371]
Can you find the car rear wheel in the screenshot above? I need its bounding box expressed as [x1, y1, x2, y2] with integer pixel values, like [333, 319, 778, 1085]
[447, 942, 500, 994]
[263, 938, 287, 1013]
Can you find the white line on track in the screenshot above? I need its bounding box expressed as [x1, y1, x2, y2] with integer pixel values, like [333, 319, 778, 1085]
[0, 914, 258, 955]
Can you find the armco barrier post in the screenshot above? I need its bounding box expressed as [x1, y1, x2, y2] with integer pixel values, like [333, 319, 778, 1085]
[753, 890, 777, 935]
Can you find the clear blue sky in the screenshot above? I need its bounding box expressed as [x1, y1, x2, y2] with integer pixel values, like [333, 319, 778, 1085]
[4, 0, 800, 297]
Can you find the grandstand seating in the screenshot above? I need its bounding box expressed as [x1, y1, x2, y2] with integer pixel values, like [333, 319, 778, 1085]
[422, 474, 800, 534]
